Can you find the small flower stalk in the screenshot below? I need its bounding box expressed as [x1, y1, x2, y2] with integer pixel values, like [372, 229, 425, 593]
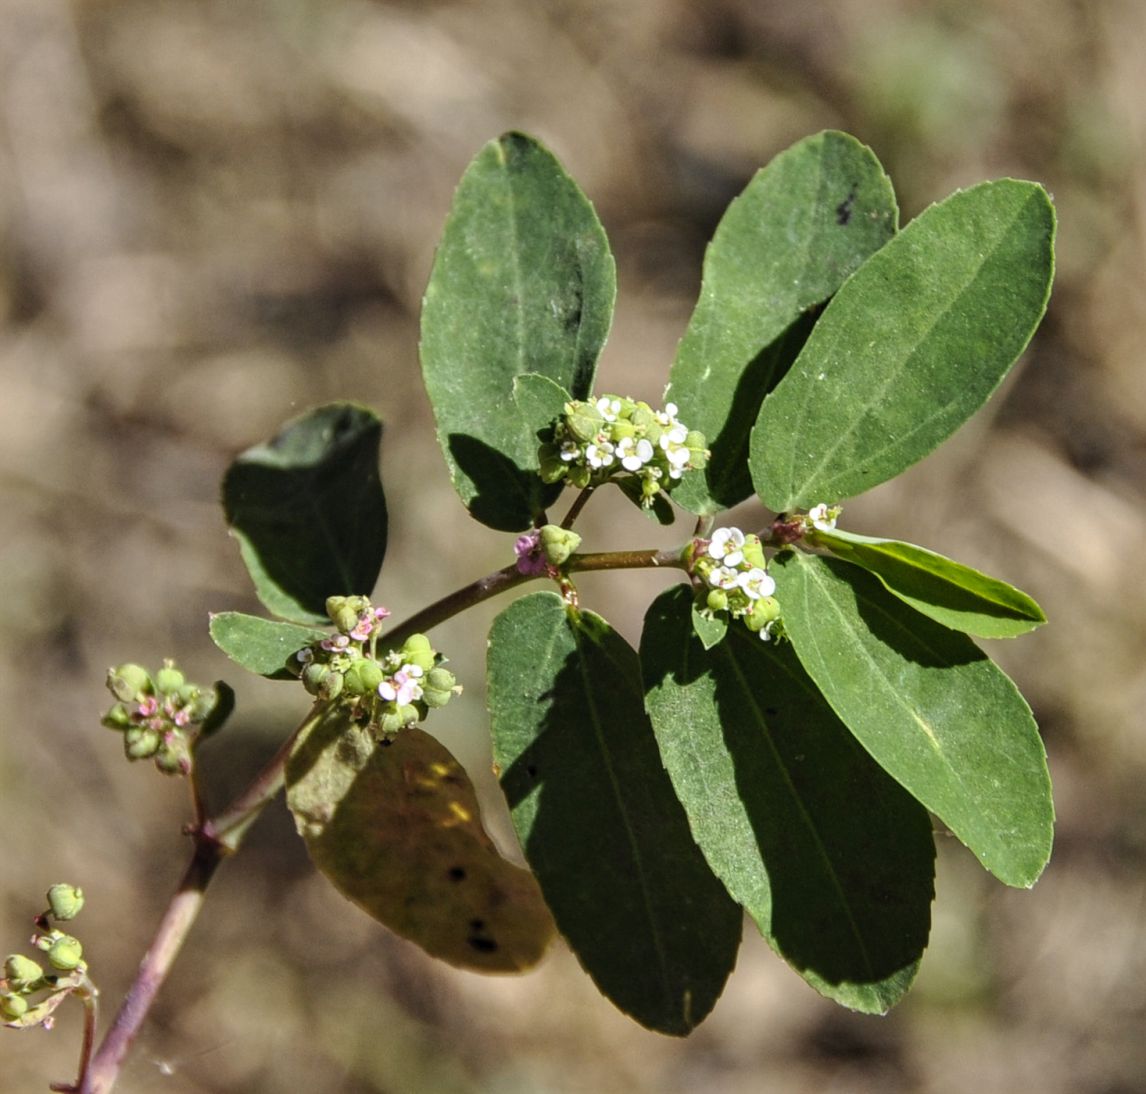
[102, 661, 229, 776]
[2, 885, 93, 1032]
[539, 395, 708, 507]
[292, 596, 461, 736]
[688, 527, 782, 641]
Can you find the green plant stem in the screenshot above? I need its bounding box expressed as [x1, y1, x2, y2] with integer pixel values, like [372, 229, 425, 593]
[50, 977, 99, 1094]
[74, 547, 686, 1091]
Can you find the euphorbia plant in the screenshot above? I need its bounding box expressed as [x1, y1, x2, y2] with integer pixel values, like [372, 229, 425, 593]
[3, 129, 1055, 1090]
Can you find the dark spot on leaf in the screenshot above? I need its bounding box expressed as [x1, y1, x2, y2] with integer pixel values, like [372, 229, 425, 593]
[765, 707, 779, 717]
[468, 935, 499, 953]
[469, 918, 486, 930]
[526, 763, 539, 778]
[447, 866, 466, 882]
[836, 185, 857, 226]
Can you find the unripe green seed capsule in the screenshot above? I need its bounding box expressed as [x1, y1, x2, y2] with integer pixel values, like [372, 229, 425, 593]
[745, 596, 782, 631]
[742, 535, 766, 571]
[1, 992, 28, 1020]
[706, 589, 729, 613]
[46, 936, 83, 972]
[564, 401, 604, 443]
[539, 525, 582, 566]
[332, 606, 360, 634]
[421, 688, 452, 709]
[302, 663, 329, 697]
[155, 746, 190, 776]
[378, 710, 406, 735]
[102, 704, 132, 730]
[154, 665, 185, 694]
[402, 635, 436, 672]
[343, 659, 384, 696]
[426, 667, 456, 692]
[107, 664, 152, 703]
[46, 884, 84, 922]
[125, 727, 161, 759]
[4, 953, 43, 985]
[318, 671, 344, 702]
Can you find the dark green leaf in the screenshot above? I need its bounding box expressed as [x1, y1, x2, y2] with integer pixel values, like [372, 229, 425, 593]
[198, 681, 235, 738]
[421, 133, 616, 531]
[487, 592, 741, 1034]
[809, 527, 1046, 637]
[752, 180, 1056, 511]
[772, 552, 1054, 887]
[286, 714, 555, 973]
[668, 131, 898, 514]
[208, 612, 329, 678]
[222, 404, 388, 623]
[615, 476, 675, 525]
[642, 587, 934, 1013]
[512, 373, 571, 440]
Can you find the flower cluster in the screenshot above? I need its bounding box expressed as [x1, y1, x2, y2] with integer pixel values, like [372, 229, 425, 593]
[102, 661, 226, 776]
[689, 527, 782, 641]
[2, 885, 88, 1030]
[291, 595, 459, 736]
[539, 395, 708, 506]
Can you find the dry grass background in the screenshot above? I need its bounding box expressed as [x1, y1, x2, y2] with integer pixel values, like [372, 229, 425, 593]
[2, 0, 1146, 1091]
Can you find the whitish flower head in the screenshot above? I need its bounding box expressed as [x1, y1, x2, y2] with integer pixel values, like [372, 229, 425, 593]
[617, 436, 654, 472]
[808, 503, 838, 532]
[585, 440, 615, 469]
[596, 396, 622, 422]
[737, 567, 776, 600]
[708, 565, 740, 591]
[708, 527, 746, 566]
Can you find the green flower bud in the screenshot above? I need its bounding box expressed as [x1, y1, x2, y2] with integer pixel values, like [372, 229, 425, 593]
[302, 662, 330, 697]
[325, 595, 348, 618]
[154, 662, 185, 694]
[124, 727, 161, 759]
[101, 703, 132, 731]
[744, 596, 782, 632]
[422, 666, 458, 709]
[331, 605, 361, 635]
[46, 884, 84, 922]
[564, 401, 604, 443]
[539, 525, 582, 567]
[4, 954, 44, 987]
[1, 993, 28, 1020]
[706, 589, 729, 613]
[343, 659, 384, 696]
[46, 935, 83, 972]
[107, 663, 152, 703]
[401, 635, 436, 672]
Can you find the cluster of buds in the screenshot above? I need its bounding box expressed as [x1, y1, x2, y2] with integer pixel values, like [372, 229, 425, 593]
[2, 885, 88, 1030]
[102, 661, 226, 776]
[539, 395, 708, 506]
[514, 524, 582, 576]
[292, 596, 460, 736]
[688, 527, 782, 641]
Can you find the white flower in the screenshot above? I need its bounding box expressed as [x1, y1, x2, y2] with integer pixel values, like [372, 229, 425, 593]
[596, 396, 622, 422]
[808, 503, 837, 532]
[617, 436, 654, 471]
[707, 565, 740, 590]
[585, 440, 615, 469]
[655, 402, 680, 427]
[559, 440, 581, 462]
[758, 620, 778, 642]
[707, 527, 746, 567]
[737, 567, 775, 600]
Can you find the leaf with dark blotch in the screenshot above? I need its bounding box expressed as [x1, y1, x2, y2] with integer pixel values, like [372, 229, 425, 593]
[487, 592, 741, 1035]
[669, 131, 898, 515]
[208, 612, 330, 678]
[642, 586, 934, 1013]
[752, 180, 1056, 511]
[773, 552, 1054, 888]
[222, 404, 388, 623]
[285, 714, 555, 974]
[421, 133, 616, 531]
[808, 527, 1046, 638]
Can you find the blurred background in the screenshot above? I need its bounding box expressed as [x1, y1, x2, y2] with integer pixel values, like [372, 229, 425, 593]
[2, 0, 1145, 1090]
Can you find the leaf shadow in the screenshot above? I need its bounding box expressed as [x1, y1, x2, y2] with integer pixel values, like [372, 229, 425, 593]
[447, 432, 559, 532]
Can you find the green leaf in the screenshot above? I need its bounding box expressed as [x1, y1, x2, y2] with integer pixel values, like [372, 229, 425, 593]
[286, 714, 555, 973]
[222, 404, 388, 623]
[487, 592, 741, 1034]
[420, 133, 616, 531]
[208, 612, 329, 678]
[512, 373, 571, 440]
[772, 552, 1054, 888]
[752, 180, 1056, 511]
[668, 131, 898, 514]
[615, 477, 676, 525]
[690, 604, 728, 650]
[642, 587, 934, 1013]
[808, 527, 1046, 637]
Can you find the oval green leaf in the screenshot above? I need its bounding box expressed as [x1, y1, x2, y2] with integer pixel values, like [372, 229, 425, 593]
[222, 404, 388, 623]
[642, 587, 934, 1013]
[751, 180, 1056, 511]
[808, 527, 1046, 637]
[420, 133, 616, 531]
[208, 612, 329, 678]
[286, 714, 555, 973]
[487, 592, 741, 1035]
[772, 552, 1053, 887]
[668, 130, 898, 514]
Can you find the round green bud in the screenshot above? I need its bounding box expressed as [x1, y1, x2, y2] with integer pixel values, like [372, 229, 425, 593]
[564, 401, 604, 443]
[154, 663, 185, 694]
[4, 954, 44, 986]
[124, 727, 161, 759]
[46, 884, 84, 922]
[46, 936, 83, 972]
[325, 595, 349, 620]
[378, 709, 406, 735]
[1, 992, 28, 1020]
[744, 596, 782, 632]
[539, 525, 582, 567]
[426, 666, 456, 692]
[331, 605, 361, 635]
[343, 659, 384, 696]
[101, 704, 132, 731]
[706, 589, 729, 613]
[401, 635, 436, 672]
[107, 664, 152, 703]
[317, 671, 344, 702]
[302, 662, 330, 697]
